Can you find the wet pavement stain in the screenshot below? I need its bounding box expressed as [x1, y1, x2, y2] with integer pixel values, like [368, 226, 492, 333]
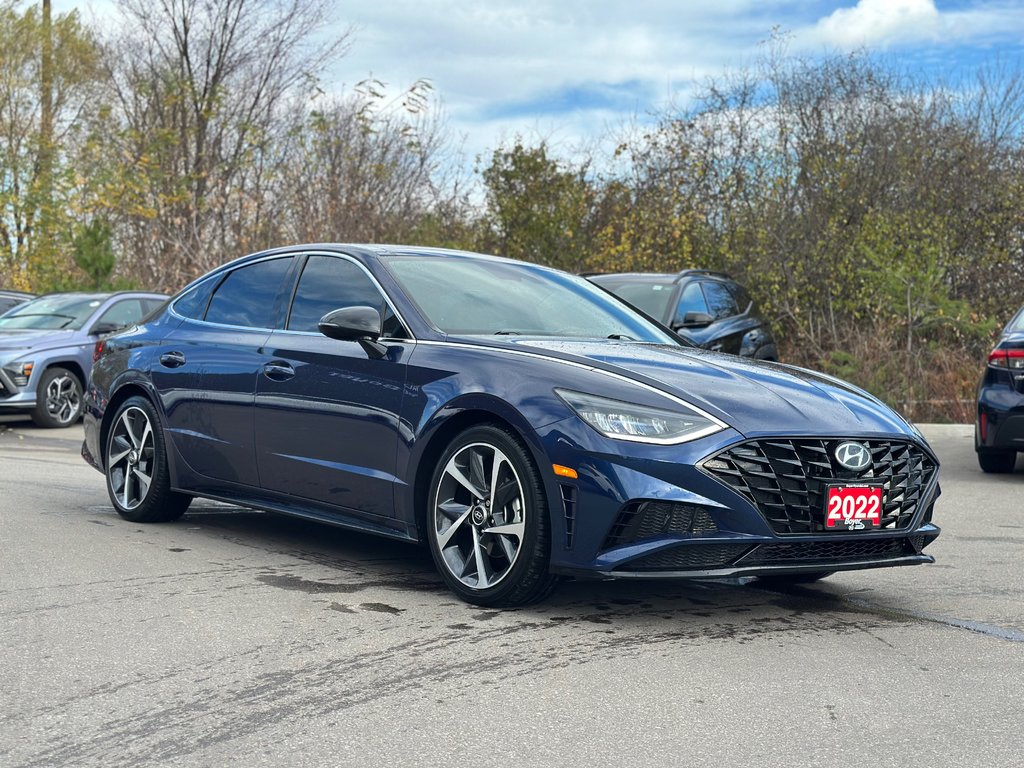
[328, 602, 356, 614]
[168, 548, 190, 553]
[256, 574, 364, 594]
[359, 602, 404, 614]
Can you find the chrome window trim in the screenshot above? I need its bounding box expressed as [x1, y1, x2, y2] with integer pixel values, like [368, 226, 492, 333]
[168, 251, 415, 339]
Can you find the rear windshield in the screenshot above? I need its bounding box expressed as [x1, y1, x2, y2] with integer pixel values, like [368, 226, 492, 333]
[1008, 307, 1024, 333]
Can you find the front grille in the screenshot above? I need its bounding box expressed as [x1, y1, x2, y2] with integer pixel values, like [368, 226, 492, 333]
[737, 537, 925, 566]
[702, 438, 936, 534]
[617, 543, 749, 572]
[603, 501, 718, 549]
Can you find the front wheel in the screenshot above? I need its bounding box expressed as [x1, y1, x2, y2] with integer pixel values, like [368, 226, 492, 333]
[31, 367, 83, 428]
[105, 396, 191, 522]
[427, 424, 557, 607]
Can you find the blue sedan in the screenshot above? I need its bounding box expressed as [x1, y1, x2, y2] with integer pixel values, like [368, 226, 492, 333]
[82, 245, 941, 606]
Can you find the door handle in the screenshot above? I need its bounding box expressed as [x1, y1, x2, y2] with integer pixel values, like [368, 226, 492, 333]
[262, 361, 295, 381]
[159, 351, 186, 368]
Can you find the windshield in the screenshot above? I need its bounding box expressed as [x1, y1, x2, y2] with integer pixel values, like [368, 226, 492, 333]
[0, 295, 104, 330]
[595, 280, 675, 319]
[382, 255, 678, 343]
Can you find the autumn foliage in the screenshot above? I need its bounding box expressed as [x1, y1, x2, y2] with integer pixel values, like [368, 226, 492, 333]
[1, 7, 1020, 421]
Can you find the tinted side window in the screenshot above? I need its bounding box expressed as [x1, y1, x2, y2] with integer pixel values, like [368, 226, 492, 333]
[702, 281, 739, 320]
[205, 258, 292, 328]
[727, 283, 752, 313]
[674, 282, 709, 325]
[173, 278, 217, 320]
[94, 299, 145, 330]
[288, 256, 405, 337]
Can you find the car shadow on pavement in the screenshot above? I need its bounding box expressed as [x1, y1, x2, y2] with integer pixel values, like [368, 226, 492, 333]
[147, 503, 890, 642]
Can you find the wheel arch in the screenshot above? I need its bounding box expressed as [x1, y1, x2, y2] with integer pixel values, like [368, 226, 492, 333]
[98, 381, 162, 472]
[39, 359, 87, 390]
[408, 399, 556, 546]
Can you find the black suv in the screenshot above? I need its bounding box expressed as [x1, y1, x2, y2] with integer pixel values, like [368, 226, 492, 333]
[588, 270, 778, 360]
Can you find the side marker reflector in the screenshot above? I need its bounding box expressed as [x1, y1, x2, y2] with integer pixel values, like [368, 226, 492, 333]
[552, 464, 578, 479]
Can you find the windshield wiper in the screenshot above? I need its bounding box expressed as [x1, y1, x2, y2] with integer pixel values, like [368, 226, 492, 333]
[494, 330, 521, 335]
[6, 313, 75, 319]
[607, 333, 636, 340]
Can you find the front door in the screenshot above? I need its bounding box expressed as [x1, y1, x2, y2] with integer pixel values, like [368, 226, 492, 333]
[254, 254, 411, 519]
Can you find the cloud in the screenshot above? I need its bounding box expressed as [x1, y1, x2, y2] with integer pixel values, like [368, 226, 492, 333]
[804, 0, 1024, 50]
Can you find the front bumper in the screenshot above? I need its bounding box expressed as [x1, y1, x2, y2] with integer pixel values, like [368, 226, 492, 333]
[540, 423, 941, 580]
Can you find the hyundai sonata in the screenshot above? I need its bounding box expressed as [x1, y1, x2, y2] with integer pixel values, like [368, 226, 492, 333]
[82, 245, 941, 606]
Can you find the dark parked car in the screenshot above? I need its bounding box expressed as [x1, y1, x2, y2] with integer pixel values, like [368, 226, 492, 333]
[975, 305, 1024, 473]
[0, 289, 35, 315]
[82, 245, 940, 606]
[0, 292, 167, 427]
[588, 270, 778, 359]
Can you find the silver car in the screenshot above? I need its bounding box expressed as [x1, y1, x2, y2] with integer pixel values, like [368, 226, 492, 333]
[0, 292, 167, 427]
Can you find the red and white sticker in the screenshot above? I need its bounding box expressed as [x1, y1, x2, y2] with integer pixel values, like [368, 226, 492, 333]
[825, 485, 883, 530]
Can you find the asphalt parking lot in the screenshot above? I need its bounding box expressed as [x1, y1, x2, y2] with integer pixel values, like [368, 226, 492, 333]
[1, 417, 1022, 767]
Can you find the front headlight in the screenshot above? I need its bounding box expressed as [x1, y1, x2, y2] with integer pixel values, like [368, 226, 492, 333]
[2, 359, 34, 387]
[556, 389, 726, 445]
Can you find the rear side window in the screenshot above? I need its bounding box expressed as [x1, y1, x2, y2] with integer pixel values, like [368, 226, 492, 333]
[205, 258, 293, 329]
[173, 279, 217, 320]
[701, 281, 739, 320]
[727, 283, 752, 313]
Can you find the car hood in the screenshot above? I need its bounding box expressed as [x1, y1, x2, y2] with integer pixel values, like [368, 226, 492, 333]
[508, 338, 917, 439]
[0, 328, 79, 353]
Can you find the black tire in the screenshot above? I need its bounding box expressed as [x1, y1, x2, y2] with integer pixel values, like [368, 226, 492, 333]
[105, 395, 191, 522]
[30, 366, 84, 428]
[757, 571, 833, 585]
[426, 424, 558, 607]
[977, 449, 1017, 474]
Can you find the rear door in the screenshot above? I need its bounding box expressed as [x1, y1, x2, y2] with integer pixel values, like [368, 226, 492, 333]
[153, 256, 296, 488]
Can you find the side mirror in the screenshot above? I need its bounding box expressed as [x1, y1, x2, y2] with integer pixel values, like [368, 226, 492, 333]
[676, 311, 714, 329]
[91, 322, 124, 336]
[318, 306, 387, 359]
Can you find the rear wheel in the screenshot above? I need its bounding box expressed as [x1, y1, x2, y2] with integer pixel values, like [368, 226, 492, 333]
[977, 449, 1017, 474]
[31, 367, 83, 428]
[105, 396, 191, 522]
[427, 424, 557, 607]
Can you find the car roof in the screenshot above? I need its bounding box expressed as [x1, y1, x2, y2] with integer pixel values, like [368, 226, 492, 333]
[589, 270, 734, 284]
[26, 291, 168, 301]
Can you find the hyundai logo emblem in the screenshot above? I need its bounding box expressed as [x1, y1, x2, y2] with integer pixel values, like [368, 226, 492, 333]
[835, 442, 871, 471]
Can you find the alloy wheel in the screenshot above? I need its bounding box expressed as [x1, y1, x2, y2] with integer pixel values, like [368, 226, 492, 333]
[108, 406, 155, 511]
[45, 373, 81, 425]
[433, 442, 527, 590]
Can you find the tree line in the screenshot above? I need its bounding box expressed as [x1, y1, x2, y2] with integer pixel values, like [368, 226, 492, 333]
[2, 3, 1022, 421]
